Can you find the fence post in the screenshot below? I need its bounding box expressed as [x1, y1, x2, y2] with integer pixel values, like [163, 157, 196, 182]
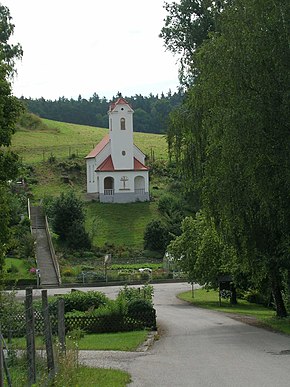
[42, 290, 55, 375]
[25, 288, 36, 386]
[58, 299, 66, 353]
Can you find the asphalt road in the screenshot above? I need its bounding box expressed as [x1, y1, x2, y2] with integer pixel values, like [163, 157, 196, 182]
[16, 283, 290, 386]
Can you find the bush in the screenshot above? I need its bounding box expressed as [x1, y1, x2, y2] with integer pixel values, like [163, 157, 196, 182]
[158, 193, 183, 215]
[16, 111, 49, 131]
[65, 299, 128, 333]
[49, 290, 109, 314]
[4, 278, 36, 287]
[46, 191, 91, 250]
[243, 289, 271, 306]
[117, 284, 154, 306]
[127, 299, 153, 315]
[66, 221, 91, 250]
[64, 296, 156, 333]
[7, 264, 19, 274]
[143, 219, 170, 254]
[61, 268, 75, 277]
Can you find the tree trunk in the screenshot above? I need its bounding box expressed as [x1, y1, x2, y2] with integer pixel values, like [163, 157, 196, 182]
[230, 284, 237, 305]
[271, 272, 287, 317]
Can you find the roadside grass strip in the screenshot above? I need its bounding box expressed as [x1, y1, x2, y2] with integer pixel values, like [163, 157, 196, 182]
[9, 330, 149, 351]
[9, 358, 130, 387]
[52, 366, 131, 387]
[178, 288, 290, 334]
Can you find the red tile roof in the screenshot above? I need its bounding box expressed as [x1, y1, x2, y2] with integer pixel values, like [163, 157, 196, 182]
[96, 155, 115, 171]
[95, 156, 149, 172]
[134, 158, 149, 170]
[85, 134, 110, 159]
[109, 97, 133, 112]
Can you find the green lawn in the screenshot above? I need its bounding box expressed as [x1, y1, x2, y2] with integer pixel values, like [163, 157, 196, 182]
[53, 366, 131, 387]
[85, 201, 159, 248]
[179, 289, 290, 334]
[9, 330, 149, 351]
[71, 330, 149, 351]
[12, 118, 168, 164]
[7, 331, 147, 385]
[4, 257, 34, 279]
[9, 360, 130, 387]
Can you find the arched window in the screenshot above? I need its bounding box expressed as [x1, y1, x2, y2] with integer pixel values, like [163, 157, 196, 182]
[120, 117, 126, 130]
[134, 176, 145, 194]
[104, 176, 114, 196]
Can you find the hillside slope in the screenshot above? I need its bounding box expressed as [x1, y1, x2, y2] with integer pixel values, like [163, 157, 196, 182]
[12, 119, 168, 164]
[11, 118, 168, 249]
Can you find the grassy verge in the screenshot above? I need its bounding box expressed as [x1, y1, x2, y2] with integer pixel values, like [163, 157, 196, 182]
[178, 288, 290, 334]
[53, 366, 131, 387]
[9, 330, 149, 351]
[8, 357, 130, 387]
[71, 330, 149, 351]
[7, 330, 144, 386]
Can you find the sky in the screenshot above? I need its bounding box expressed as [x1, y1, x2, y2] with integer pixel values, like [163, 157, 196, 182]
[3, 0, 180, 101]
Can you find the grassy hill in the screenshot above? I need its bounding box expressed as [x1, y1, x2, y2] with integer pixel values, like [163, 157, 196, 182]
[86, 201, 159, 248]
[11, 119, 169, 250]
[12, 119, 168, 164]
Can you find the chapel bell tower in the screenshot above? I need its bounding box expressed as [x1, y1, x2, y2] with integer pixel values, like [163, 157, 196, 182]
[108, 98, 134, 170]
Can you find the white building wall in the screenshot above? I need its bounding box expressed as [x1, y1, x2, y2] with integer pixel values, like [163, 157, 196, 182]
[86, 99, 149, 202]
[133, 145, 146, 164]
[109, 105, 134, 170]
[86, 159, 97, 193]
[86, 142, 111, 193]
[98, 168, 149, 203]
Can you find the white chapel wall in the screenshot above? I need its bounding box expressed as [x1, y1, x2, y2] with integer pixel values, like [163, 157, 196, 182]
[133, 145, 146, 164]
[110, 107, 134, 170]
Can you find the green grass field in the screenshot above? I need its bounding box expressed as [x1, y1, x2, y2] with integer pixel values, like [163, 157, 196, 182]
[4, 257, 34, 279]
[85, 201, 159, 247]
[12, 119, 168, 164]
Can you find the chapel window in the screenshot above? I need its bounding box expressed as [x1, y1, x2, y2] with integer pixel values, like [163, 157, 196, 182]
[120, 118, 126, 130]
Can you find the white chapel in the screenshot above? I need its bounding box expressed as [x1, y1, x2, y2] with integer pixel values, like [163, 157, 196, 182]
[85, 98, 150, 203]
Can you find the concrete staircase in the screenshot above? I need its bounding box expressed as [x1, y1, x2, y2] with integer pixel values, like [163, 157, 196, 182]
[30, 206, 60, 287]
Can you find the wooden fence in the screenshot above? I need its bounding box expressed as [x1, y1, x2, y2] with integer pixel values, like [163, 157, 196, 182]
[0, 309, 156, 337]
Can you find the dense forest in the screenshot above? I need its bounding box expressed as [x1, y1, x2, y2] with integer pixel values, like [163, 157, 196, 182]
[20, 90, 184, 134]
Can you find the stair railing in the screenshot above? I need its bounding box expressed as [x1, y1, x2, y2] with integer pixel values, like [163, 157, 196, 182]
[45, 216, 62, 286]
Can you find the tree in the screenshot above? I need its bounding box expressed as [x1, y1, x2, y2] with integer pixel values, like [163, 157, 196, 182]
[22, 91, 185, 134]
[164, 0, 290, 316]
[143, 219, 170, 254]
[0, 5, 23, 273]
[160, 0, 230, 86]
[168, 213, 232, 287]
[47, 191, 91, 250]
